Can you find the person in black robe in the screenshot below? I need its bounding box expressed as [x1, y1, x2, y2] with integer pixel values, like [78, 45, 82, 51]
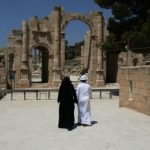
[57, 76, 77, 131]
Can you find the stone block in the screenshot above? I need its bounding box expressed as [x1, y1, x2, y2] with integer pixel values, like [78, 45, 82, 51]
[143, 82, 150, 89]
[119, 98, 129, 107]
[119, 80, 128, 86]
[145, 67, 150, 75]
[132, 88, 140, 95]
[119, 66, 150, 116]
[135, 82, 145, 89]
[143, 75, 150, 82]
[119, 91, 128, 98]
[139, 89, 150, 96]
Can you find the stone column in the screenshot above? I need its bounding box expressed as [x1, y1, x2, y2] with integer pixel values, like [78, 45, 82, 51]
[60, 32, 65, 69]
[81, 45, 84, 69]
[89, 34, 96, 86]
[83, 31, 91, 69]
[96, 13, 105, 86]
[20, 20, 30, 87]
[52, 7, 61, 87]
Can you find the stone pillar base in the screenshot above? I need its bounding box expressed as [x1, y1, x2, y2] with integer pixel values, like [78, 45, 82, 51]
[52, 80, 61, 87]
[19, 67, 30, 88]
[95, 69, 105, 87]
[52, 67, 61, 87]
[18, 79, 30, 88]
[95, 79, 105, 87]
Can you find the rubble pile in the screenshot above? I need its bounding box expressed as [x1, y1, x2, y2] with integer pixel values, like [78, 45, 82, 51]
[63, 57, 81, 75]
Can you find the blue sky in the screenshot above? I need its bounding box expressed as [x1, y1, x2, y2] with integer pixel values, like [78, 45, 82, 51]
[0, 0, 112, 46]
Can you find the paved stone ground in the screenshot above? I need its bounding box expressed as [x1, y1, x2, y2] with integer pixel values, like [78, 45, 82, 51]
[0, 94, 150, 150]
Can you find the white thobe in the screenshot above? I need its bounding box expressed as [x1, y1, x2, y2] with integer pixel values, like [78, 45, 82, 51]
[76, 82, 92, 125]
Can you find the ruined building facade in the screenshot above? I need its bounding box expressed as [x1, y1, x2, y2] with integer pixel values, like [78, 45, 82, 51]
[7, 6, 105, 88]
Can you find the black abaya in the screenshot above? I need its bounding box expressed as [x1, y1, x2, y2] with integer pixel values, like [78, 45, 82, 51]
[57, 77, 77, 129]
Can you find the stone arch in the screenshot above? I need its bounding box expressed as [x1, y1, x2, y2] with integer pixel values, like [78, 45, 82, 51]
[29, 43, 52, 56]
[29, 43, 51, 84]
[61, 15, 94, 33]
[58, 10, 104, 86]
[61, 17, 92, 76]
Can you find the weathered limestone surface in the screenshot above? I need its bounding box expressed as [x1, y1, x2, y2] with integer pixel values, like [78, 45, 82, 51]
[6, 6, 105, 88]
[119, 66, 150, 116]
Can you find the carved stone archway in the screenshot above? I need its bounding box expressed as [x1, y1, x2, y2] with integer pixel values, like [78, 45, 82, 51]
[29, 43, 52, 87]
[60, 13, 94, 72]
[8, 6, 105, 88]
[59, 7, 104, 86]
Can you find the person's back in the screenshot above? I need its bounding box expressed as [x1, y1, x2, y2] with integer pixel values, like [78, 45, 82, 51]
[76, 75, 92, 126]
[57, 76, 77, 130]
[76, 82, 92, 101]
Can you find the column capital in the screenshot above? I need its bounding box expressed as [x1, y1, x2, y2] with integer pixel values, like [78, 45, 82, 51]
[61, 32, 65, 38]
[90, 34, 97, 40]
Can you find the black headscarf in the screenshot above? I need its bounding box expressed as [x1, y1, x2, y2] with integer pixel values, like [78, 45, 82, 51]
[57, 76, 77, 103]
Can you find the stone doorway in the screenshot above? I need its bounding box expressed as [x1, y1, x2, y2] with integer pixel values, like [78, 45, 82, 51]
[106, 52, 118, 83]
[30, 46, 49, 84]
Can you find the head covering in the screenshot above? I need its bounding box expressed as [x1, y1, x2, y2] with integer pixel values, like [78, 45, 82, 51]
[61, 76, 71, 87]
[59, 76, 72, 92]
[80, 75, 88, 81]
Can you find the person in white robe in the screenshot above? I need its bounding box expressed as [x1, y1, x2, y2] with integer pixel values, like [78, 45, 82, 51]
[76, 75, 92, 126]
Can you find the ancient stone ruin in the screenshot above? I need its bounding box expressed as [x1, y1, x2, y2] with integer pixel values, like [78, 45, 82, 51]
[7, 6, 105, 88]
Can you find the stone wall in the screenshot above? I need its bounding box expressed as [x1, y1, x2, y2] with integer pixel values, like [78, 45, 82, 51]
[119, 66, 150, 116]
